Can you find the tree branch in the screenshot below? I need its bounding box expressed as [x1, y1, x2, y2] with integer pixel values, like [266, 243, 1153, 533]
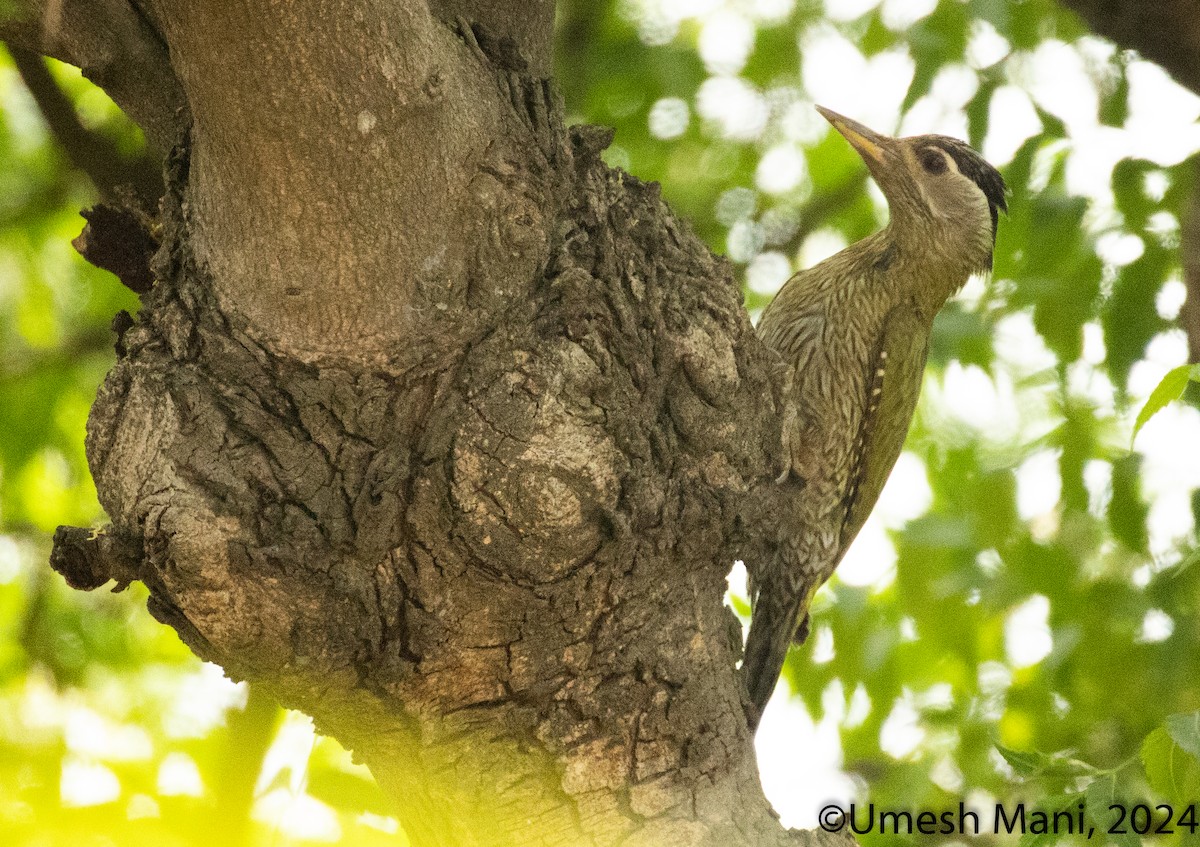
[1, 0, 185, 153]
[7, 44, 162, 205]
[1057, 0, 1200, 96]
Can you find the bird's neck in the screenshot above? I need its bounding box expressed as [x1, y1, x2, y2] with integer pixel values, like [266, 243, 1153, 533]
[880, 216, 984, 315]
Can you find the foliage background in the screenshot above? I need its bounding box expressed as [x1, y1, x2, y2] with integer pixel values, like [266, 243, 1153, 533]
[1, 0, 1198, 843]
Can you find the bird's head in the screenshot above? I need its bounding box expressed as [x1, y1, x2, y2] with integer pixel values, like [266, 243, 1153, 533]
[816, 105, 1007, 277]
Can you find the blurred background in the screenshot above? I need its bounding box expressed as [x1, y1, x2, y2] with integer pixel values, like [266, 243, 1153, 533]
[1, 0, 1198, 844]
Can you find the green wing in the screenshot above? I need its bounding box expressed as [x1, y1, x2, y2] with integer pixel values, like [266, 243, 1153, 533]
[839, 306, 930, 555]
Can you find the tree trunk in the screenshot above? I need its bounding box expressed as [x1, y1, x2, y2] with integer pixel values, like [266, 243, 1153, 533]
[6, 2, 839, 844]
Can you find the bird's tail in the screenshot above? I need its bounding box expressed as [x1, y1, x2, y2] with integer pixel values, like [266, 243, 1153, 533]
[742, 587, 809, 730]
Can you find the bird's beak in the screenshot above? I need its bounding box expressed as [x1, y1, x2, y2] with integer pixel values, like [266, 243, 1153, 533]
[815, 105, 890, 166]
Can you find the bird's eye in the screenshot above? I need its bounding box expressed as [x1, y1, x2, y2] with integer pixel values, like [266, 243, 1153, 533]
[920, 150, 947, 174]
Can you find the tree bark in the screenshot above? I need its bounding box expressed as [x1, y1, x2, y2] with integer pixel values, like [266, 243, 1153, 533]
[14, 1, 838, 844]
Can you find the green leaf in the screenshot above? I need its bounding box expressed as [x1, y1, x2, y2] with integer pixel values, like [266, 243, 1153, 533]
[1018, 830, 1060, 847]
[1166, 711, 1200, 760]
[1143, 727, 1182, 800]
[1162, 545, 1200, 583]
[1142, 726, 1200, 803]
[1103, 249, 1171, 389]
[1132, 364, 1200, 447]
[1099, 63, 1130, 127]
[1085, 776, 1141, 847]
[1108, 455, 1149, 554]
[1018, 806, 1078, 847]
[996, 743, 1052, 776]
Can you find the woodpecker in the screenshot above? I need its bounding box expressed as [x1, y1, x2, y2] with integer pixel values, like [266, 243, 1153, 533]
[743, 107, 1007, 727]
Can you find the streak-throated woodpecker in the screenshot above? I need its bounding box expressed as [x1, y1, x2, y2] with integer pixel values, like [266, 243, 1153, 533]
[744, 107, 1007, 727]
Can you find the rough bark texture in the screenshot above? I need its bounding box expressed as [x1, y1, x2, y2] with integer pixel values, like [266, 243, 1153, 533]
[20, 1, 842, 844]
[81, 109, 790, 845]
